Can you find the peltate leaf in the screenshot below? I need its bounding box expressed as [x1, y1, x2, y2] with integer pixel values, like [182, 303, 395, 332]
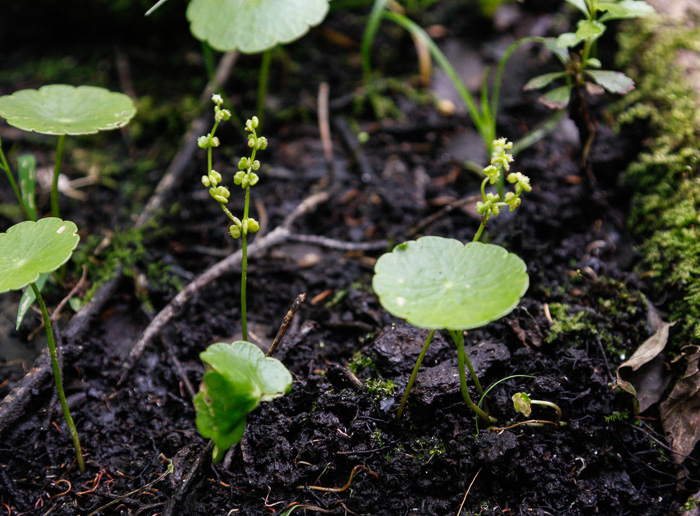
[372, 237, 529, 330]
[0, 218, 80, 293]
[0, 85, 136, 135]
[187, 0, 330, 53]
[585, 70, 635, 94]
[598, 1, 655, 21]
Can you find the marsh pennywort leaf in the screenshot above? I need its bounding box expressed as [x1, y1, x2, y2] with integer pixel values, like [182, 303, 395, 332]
[0, 85, 136, 135]
[194, 341, 293, 454]
[372, 237, 529, 331]
[186, 0, 330, 53]
[0, 218, 80, 293]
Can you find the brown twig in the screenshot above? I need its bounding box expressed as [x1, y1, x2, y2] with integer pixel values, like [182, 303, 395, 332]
[267, 293, 306, 358]
[51, 265, 88, 322]
[119, 191, 330, 385]
[317, 82, 336, 187]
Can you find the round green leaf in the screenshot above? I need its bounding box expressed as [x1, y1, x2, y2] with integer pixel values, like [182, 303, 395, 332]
[0, 218, 80, 293]
[0, 85, 136, 135]
[186, 0, 330, 53]
[372, 237, 529, 330]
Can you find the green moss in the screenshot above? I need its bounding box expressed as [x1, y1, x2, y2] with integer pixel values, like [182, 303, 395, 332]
[348, 351, 374, 374]
[616, 16, 700, 344]
[546, 278, 648, 361]
[72, 217, 182, 310]
[365, 378, 396, 402]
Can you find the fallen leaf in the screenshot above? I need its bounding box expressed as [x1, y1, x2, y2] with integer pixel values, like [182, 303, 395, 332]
[660, 345, 700, 464]
[616, 321, 675, 413]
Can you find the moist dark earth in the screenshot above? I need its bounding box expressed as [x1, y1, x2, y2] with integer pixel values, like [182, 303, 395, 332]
[0, 1, 697, 515]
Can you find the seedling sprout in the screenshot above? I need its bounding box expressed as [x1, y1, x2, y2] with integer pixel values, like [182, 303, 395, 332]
[0, 218, 85, 471]
[194, 341, 292, 464]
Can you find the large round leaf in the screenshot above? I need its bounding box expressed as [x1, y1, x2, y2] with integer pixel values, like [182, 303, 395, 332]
[187, 0, 330, 53]
[372, 237, 529, 330]
[0, 85, 136, 135]
[0, 218, 80, 293]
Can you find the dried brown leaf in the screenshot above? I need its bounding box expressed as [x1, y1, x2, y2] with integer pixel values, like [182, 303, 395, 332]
[660, 345, 700, 464]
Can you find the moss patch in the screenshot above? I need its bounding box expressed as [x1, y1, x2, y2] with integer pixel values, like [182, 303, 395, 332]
[616, 16, 700, 342]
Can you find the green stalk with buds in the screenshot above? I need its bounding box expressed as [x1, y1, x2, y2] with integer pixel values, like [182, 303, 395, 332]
[199, 95, 266, 341]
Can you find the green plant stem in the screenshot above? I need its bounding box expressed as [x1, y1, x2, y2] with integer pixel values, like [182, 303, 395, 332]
[473, 223, 486, 243]
[361, 0, 390, 81]
[51, 134, 66, 218]
[475, 374, 534, 434]
[257, 49, 272, 129]
[449, 329, 493, 423]
[241, 185, 251, 342]
[530, 399, 563, 422]
[0, 138, 33, 220]
[31, 282, 85, 472]
[396, 329, 435, 422]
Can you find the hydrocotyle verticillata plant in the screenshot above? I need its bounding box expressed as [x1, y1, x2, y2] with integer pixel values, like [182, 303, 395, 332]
[194, 340, 293, 464]
[0, 85, 136, 219]
[200, 95, 265, 342]
[373, 139, 530, 423]
[0, 217, 85, 471]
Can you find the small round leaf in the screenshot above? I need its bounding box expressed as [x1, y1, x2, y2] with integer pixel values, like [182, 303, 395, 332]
[0, 218, 80, 293]
[372, 237, 529, 330]
[186, 0, 330, 53]
[0, 85, 136, 135]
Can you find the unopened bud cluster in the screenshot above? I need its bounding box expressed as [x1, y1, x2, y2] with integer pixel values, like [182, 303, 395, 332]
[199, 106, 265, 240]
[476, 138, 531, 223]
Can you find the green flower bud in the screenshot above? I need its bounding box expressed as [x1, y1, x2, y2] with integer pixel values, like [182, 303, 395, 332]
[251, 116, 259, 129]
[229, 225, 241, 239]
[201, 175, 211, 187]
[209, 169, 222, 185]
[210, 136, 220, 148]
[238, 157, 249, 170]
[234, 171, 246, 186]
[197, 135, 209, 149]
[215, 108, 231, 122]
[210, 186, 230, 203]
[257, 137, 268, 150]
[483, 164, 500, 185]
[248, 137, 255, 148]
[252, 160, 260, 171]
[507, 172, 532, 193]
[248, 172, 259, 187]
[247, 218, 260, 233]
[212, 93, 224, 105]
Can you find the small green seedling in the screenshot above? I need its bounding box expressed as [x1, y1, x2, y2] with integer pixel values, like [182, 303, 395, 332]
[200, 95, 265, 341]
[373, 139, 530, 423]
[512, 392, 563, 424]
[0, 217, 85, 471]
[194, 340, 292, 464]
[0, 84, 136, 219]
[524, 0, 654, 159]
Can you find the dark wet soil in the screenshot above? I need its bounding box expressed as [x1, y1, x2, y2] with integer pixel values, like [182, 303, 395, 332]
[1, 1, 697, 515]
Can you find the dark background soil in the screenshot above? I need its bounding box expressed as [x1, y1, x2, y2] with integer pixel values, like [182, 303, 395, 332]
[1, 1, 697, 514]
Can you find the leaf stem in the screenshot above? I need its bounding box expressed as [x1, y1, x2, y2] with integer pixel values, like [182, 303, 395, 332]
[449, 329, 493, 423]
[241, 185, 251, 342]
[31, 282, 85, 472]
[396, 329, 435, 422]
[51, 134, 66, 218]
